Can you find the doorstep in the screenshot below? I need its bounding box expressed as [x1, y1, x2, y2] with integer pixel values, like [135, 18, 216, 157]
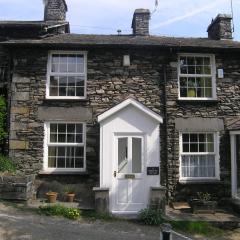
[166, 205, 240, 228]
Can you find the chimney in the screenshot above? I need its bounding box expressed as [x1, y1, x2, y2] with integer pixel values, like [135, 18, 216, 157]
[207, 14, 233, 40]
[132, 9, 151, 36]
[44, 0, 68, 21]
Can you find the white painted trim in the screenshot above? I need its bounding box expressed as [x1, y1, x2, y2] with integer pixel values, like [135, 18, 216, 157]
[97, 98, 163, 123]
[230, 134, 237, 197]
[46, 51, 88, 100]
[177, 53, 216, 100]
[179, 131, 220, 181]
[43, 121, 86, 173]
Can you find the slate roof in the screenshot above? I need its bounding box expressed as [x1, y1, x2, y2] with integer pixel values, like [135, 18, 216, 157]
[2, 34, 240, 50]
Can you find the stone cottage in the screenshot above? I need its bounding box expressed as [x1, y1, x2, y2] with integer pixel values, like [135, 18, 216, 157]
[1, 0, 240, 214]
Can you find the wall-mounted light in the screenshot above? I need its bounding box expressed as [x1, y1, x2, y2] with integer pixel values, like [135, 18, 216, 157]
[123, 55, 131, 67]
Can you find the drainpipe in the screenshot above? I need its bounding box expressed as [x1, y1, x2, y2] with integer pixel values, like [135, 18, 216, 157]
[163, 63, 169, 203]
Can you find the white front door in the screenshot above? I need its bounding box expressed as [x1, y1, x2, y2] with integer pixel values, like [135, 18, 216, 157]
[112, 135, 147, 213]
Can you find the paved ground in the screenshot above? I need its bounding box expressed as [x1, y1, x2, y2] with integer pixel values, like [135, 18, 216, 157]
[0, 203, 187, 240]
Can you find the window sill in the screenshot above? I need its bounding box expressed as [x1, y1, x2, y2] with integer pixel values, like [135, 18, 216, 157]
[177, 99, 218, 104]
[43, 98, 90, 103]
[179, 179, 222, 184]
[39, 171, 89, 176]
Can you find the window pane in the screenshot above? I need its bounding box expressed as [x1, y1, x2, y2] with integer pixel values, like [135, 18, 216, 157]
[57, 157, 65, 168]
[75, 147, 84, 157]
[118, 138, 128, 173]
[75, 158, 84, 168]
[67, 134, 75, 143]
[67, 124, 75, 133]
[183, 144, 189, 152]
[50, 134, 57, 142]
[190, 134, 198, 142]
[76, 124, 83, 133]
[58, 134, 66, 143]
[58, 124, 66, 133]
[182, 134, 189, 143]
[132, 138, 142, 173]
[67, 87, 76, 96]
[180, 88, 187, 97]
[66, 147, 75, 168]
[48, 157, 56, 168]
[180, 77, 187, 87]
[76, 134, 83, 143]
[190, 143, 198, 152]
[50, 124, 58, 133]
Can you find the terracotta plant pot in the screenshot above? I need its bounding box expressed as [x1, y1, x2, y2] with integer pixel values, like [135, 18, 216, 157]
[66, 193, 75, 203]
[46, 192, 58, 203]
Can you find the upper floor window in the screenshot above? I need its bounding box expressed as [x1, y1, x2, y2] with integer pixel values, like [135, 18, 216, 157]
[47, 51, 87, 99]
[178, 54, 216, 100]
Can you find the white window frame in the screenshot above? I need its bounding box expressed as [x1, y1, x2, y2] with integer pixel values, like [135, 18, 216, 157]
[178, 53, 217, 100]
[179, 132, 220, 182]
[43, 122, 86, 173]
[46, 51, 88, 100]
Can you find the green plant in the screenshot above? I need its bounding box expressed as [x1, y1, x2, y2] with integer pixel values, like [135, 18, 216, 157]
[197, 192, 211, 202]
[170, 221, 223, 237]
[64, 184, 76, 194]
[138, 208, 164, 225]
[0, 155, 16, 173]
[39, 205, 80, 220]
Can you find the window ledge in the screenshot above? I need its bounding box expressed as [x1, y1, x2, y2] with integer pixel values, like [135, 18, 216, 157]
[39, 171, 89, 176]
[43, 98, 90, 103]
[179, 179, 222, 185]
[177, 99, 218, 104]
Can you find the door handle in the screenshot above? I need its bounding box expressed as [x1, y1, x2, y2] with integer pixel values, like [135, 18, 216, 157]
[114, 171, 116, 178]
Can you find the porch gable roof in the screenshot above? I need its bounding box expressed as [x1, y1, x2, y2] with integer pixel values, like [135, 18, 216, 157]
[97, 98, 163, 123]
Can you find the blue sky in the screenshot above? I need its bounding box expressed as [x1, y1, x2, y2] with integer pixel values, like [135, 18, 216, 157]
[0, 0, 239, 40]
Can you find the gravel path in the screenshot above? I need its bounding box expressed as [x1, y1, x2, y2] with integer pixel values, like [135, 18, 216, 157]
[0, 203, 188, 240]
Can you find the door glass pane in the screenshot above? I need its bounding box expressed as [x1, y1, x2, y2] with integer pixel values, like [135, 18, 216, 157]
[132, 138, 142, 173]
[118, 138, 128, 173]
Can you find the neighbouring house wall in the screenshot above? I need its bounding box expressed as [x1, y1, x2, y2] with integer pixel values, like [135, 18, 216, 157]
[165, 51, 240, 201]
[8, 47, 165, 207]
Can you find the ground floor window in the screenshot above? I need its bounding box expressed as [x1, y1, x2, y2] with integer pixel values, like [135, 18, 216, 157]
[44, 122, 86, 172]
[180, 132, 219, 180]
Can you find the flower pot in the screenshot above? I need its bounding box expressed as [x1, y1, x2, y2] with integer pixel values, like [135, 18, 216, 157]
[190, 200, 217, 214]
[46, 192, 58, 203]
[66, 193, 75, 203]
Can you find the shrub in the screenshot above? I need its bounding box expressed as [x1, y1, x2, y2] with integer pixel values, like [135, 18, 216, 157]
[39, 205, 81, 220]
[0, 155, 16, 173]
[138, 208, 164, 225]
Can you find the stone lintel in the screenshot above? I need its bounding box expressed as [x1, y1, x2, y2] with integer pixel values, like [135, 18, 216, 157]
[38, 106, 93, 121]
[9, 140, 29, 150]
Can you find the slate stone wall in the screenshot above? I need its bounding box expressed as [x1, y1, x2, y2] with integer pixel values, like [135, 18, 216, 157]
[8, 46, 240, 204]
[8, 47, 165, 206]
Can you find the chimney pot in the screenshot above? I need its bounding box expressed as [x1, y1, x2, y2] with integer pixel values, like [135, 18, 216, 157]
[207, 14, 233, 40]
[132, 9, 151, 36]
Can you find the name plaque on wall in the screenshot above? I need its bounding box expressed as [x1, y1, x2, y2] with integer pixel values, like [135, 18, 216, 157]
[147, 167, 159, 175]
